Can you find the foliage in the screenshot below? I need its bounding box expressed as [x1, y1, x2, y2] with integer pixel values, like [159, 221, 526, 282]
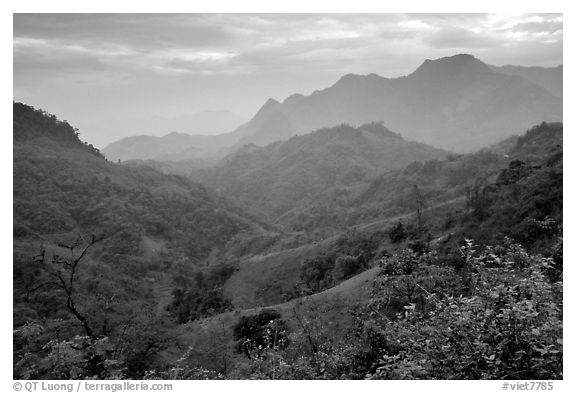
[366, 240, 563, 379]
[232, 309, 290, 358]
[193, 122, 446, 221]
[168, 288, 232, 324]
[459, 130, 562, 253]
[12, 105, 563, 380]
[211, 239, 562, 380]
[299, 229, 385, 295]
[388, 221, 407, 243]
[300, 255, 336, 293]
[14, 102, 103, 157]
[167, 264, 235, 323]
[13, 237, 170, 379]
[333, 255, 363, 280]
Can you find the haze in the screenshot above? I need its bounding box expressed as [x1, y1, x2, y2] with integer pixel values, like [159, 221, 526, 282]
[13, 13, 562, 148]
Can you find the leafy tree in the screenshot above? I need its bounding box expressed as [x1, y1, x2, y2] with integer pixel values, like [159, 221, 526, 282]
[333, 255, 362, 280]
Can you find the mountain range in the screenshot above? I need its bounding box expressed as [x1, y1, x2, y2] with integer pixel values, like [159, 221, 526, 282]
[103, 54, 562, 161]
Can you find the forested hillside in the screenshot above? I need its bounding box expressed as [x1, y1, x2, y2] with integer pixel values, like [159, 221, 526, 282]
[174, 122, 562, 380]
[12, 103, 562, 380]
[193, 122, 446, 219]
[13, 103, 269, 378]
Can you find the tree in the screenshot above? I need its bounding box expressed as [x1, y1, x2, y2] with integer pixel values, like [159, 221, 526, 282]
[333, 255, 361, 280]
[389, 221, 407, 243]
[27, 234, 104, 339]
[412, 185, 425, 230]
[466, 177, 492, 221]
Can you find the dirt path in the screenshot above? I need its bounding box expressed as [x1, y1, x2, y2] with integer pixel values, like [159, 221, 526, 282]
[353, 196, 467, 233]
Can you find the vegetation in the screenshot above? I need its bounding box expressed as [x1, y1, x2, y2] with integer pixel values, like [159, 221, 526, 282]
[12, 103, 260, 379]
[167, 264, 235, 323]
[232, 309, 290, 358]
[299, 229, 385, 295]
[193, 122, 446, 220]
[12, 103, 562, 380]
[214, 240, 562, 379]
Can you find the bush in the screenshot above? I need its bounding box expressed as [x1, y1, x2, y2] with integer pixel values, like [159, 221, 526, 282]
[389, 221, 407, 243]
[300, 255, 335, 292]
[233, 309, 289, 358]
[333, 255, 362, 280]
[368, 240, 563, 379]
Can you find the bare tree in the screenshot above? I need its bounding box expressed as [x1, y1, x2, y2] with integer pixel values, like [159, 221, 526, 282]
[27, 234, 104, 340]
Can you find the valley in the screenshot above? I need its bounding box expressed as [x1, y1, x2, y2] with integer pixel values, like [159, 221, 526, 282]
[13, 99, 563, 379]
[11, 27, 565, 380]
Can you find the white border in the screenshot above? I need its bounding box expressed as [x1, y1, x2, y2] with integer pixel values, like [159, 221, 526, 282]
[3, 1, 573, 391]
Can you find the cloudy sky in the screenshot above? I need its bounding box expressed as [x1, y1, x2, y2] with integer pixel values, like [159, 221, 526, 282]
[13, 13, 563, 148]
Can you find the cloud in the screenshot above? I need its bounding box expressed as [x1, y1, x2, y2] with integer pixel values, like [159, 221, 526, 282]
[512, 20, 562, 34]
[425, 26, 505, 49]
[14, 13, 563, 79]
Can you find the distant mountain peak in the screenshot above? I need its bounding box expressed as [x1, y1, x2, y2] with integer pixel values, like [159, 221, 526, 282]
[410, 53, 493, 79]
[263, 97, 281, 108]
[358, 121, 403, 139]
[426, 53, 478, 64]
[282, 93, 306, 106]
[164, 132, 189, 138]
[252, 98, 283, 119]
[334, 72, 385, 87]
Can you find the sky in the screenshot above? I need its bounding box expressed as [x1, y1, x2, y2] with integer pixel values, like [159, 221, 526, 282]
[13, 13, 563, 148]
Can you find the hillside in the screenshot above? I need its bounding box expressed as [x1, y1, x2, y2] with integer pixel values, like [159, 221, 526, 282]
[13, 103, 267, 262]
[192, 122, 447, 219]
[174, 122, 563, 379]
[14, 104, 563, 379]
[13, 103, 274, 378]
[219, 122, 562, 311]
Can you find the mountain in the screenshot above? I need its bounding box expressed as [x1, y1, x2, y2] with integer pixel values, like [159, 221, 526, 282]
[102, 132, 228, 162]
[275, 54, 561, 152]
[230, 98, 297, 146]
[102, 100, 295, 162]
[103, 54, 562, 161]
[192, 122, 447, 219]
[102, 110, 246, 161]
[491, 64, 562, 98]
[277, 122, 563, 235]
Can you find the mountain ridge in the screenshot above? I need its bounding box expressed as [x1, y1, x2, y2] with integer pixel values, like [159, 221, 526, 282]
[103, 53, 562, 161]
[192, 122, 447, 219]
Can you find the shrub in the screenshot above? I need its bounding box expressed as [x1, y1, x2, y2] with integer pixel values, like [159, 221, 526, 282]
[233, 309, 289, 358]
[333, 255, 362, 280]
[368, 240, 563, 379]
[389, 221, 407, 243]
